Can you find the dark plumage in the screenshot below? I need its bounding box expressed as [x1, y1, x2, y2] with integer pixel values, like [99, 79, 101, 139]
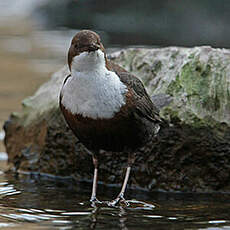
[59, 30, 162, 206]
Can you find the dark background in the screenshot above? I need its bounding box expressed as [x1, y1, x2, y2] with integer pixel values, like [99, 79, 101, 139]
[36, 0, 230, 48]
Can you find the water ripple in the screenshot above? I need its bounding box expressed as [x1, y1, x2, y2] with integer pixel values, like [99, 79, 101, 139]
[0, 174, 229, 229]
[208, 220, 228, 224]
[61, 212, 91, 216]
[0, 183, 20, 197]
[0, 131, 5, 141]
[0, 153, 8, 161]
[0, 222, 16, 228]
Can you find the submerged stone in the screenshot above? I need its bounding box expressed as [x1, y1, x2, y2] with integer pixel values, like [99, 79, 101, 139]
[4, 46, 230, 192]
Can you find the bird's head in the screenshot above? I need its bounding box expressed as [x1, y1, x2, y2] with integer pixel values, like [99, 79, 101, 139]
[68, 30, 107, 72]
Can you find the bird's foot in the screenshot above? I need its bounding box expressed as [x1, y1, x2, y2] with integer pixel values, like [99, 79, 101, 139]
[107, 193, 130, 207]
[90, 196, 102, 207]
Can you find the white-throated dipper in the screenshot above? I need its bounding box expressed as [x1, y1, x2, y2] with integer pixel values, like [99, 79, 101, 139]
[60, 30, 162, 206]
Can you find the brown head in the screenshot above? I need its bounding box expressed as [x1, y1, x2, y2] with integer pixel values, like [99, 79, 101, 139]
[68, 30, 106, 71]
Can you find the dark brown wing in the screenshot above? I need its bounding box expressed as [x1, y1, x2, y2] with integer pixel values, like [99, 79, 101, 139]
[59, 74, 71, 104]
[108, 61, 162, 124]
[63, 74, 71, 84]
[118, 71, 161, 123]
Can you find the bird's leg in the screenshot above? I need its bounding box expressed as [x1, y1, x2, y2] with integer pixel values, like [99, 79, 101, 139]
[108, 153, 135, 207]
[90, 152, 102, 206]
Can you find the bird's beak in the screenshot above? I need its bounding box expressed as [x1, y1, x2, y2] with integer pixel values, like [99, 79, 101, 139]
[88, 44, 100, 52]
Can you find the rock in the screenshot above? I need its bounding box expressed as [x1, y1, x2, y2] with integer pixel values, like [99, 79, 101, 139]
[4, 47, 230, 192]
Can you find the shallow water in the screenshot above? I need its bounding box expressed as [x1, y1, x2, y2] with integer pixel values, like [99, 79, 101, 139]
[0, 164, 229, 230]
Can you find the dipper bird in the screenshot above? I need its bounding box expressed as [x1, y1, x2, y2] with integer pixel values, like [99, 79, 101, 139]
[60, 30, 161, 206]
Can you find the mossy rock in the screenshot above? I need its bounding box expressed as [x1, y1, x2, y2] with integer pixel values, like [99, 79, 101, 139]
[4, 47, 230, 192]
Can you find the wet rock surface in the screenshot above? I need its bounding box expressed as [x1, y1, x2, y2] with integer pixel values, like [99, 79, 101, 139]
[4, 47, 230, 192]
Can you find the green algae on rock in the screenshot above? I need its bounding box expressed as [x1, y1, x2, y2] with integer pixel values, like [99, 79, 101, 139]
[112, 46, 230, 128]
[4, 46, 230, 192]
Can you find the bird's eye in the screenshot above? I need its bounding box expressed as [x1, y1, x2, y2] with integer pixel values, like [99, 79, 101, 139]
[75, 44, 85, 50]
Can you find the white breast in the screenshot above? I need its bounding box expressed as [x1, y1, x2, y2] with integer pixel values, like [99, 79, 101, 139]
[61, 50, 127, 119]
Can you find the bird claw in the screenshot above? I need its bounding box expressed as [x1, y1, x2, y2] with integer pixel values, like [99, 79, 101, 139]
[107, 193, 130, 207]
[90, 196, 102, 207]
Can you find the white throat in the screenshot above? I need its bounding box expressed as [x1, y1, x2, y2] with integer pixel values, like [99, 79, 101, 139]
[71, 49, 106, 73]
[61, 50, 128, 119]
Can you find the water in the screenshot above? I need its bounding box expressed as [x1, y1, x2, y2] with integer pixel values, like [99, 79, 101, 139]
[0, 166, 228, 230]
